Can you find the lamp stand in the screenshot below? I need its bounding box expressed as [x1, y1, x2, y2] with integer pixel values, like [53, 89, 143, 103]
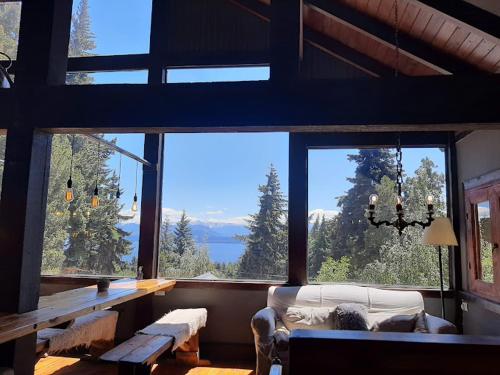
[438, 245, 445, 319]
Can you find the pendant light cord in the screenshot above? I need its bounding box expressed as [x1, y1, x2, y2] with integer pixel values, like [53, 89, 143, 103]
[69, 135, 75, 180]
[134, 161, 138, 196]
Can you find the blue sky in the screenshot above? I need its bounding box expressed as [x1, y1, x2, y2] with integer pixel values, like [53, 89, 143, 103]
[77, 0, 445, 225]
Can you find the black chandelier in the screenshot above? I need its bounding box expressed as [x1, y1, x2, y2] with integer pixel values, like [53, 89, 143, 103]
[367, 137, 434, 235]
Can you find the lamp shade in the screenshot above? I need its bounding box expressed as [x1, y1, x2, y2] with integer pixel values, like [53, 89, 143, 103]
[422, 217, 458, 246]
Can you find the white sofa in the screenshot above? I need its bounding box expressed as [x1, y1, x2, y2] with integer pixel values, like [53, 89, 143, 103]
[251, 285, 457, 375]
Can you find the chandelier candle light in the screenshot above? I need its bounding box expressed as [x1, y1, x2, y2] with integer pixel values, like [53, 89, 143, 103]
[367, 137, 435, 235]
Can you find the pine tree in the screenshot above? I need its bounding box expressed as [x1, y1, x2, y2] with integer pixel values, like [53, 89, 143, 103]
[158, 216, 178, 275]
[67, 0, 95, 84]
[333, 149, 396, 268]
[238, 165, 288, 280]
[0, 3, 21, 59]
[308, 215, 331, 279]
[173, 211, 196, 256]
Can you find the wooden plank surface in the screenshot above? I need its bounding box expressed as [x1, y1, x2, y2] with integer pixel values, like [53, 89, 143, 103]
[121, 335, 173, 365]
[0, 279, 176, 345]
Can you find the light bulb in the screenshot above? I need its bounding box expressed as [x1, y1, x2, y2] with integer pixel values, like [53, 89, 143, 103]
[91, 186, 100, 208]
[426, 194, 434, 205]
[131, 194, 138, 212]
[65, 179, 74, 203]
[369, 194, 379, 205]
[91, 194, 100, 208]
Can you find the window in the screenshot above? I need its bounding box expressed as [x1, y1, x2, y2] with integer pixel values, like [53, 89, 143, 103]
[308, 147, 448, 288]
[158, 133, 288, 281]
[0, 131, 6, 198]
[41, 134, 144, 277]
[0, 2, 22, 60]
[465, 179, 500, 301]
[166, 66, 270, 83]
[68, 0, 152, 57]
[66, 70, 148, 85]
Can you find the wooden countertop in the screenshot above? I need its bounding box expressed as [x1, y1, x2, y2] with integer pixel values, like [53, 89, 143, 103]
[0, 278, 176, 345]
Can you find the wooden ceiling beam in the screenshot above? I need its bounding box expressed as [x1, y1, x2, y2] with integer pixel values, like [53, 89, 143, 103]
[7, 76, 499, 130]
[307, 0, 485, 75]
[418, 0, 500, 40]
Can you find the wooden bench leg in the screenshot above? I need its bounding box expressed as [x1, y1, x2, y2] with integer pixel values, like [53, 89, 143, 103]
[118, 362, 152, 375]
[176, 333, 200, 366]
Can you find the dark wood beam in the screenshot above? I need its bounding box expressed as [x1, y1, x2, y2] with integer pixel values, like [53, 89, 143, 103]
[270, 0, 303, 81]
[16, 75, 500, 130]
[304, 29, 394, 77]
[0, 0, 73, 372]
[418, 0, 500, 40]
[231, 0, 393, 77]
[307, 0, 485, 75]
[288, 134, 308, 285]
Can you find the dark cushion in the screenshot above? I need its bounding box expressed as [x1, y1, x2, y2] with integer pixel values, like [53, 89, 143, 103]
[332, 303, 368, 331]
[371, 314, 418, 332]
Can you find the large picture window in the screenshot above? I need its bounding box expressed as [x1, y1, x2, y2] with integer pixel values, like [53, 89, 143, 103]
[308, 147, 448, 288]
[42, 134, 144, 277]
[158, 133, 289, 281]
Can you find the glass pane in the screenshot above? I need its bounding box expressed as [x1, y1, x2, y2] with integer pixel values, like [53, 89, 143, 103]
[69, 0, 152, 57]
[308, 148, 448, 288]
[166, 67, 270, 83]
[0, 132, 5, 198]
[41, 134, 144, 277]
[159, 133, 288, 281]
[66, 70, 148, 85]
[477, 201, 494, 283]
[0, 2, 22, 60]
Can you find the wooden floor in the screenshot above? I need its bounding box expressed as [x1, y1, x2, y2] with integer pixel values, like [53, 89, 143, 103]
[35, 356, 255, 375]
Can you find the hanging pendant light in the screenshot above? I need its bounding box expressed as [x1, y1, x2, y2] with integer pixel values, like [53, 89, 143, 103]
[116, 154, 122, 199]
[65, 135, 76, 202]
[131, 161, 138, 212]
[91, 142, 100, 208]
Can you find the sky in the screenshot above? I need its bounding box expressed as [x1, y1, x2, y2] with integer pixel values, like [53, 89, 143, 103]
[73, 0, 445, 226]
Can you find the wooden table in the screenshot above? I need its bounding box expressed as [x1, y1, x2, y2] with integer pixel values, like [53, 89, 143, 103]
[0, 278, 176, 345]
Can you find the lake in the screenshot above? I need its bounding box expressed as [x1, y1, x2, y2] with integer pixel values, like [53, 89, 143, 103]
[205, 242, 246, 264]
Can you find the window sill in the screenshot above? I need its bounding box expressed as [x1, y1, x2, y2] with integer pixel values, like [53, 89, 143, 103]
[40, 275, 454, 296]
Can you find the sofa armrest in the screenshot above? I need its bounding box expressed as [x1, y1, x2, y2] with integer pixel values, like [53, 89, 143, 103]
[425, 313, 457, 334]
[252, 307, 278, 339]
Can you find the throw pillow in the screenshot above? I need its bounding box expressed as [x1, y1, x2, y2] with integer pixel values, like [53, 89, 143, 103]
[332, 303, 369, 331]
[282, 307, 335, 331]
[414, 310, 429, 333]
[371, 314, 417, 332]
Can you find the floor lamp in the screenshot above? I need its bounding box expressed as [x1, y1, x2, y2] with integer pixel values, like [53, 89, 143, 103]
[422, 217, 458, 319]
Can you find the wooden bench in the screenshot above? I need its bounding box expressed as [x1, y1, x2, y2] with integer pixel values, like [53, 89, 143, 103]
[100, 334, 174, 375]
[101, 308, 207, 374]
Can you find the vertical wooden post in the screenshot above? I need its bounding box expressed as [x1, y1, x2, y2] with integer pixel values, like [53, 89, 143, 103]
[270, 0, 303, 82]
[288, 134, 308, 285]
[0, 0, 72, 372]
[446, 132, 463, 332]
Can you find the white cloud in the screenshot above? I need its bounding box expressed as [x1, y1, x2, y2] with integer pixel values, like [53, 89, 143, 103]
[205, 210, 224, 216]
[308, 208, 339, 223]
[192, 216, 250, 227]
[478, 206, 490, 219]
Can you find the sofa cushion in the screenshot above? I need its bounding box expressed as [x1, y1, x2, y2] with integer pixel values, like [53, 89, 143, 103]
[282, 307, 335, 331]
[371, 314, 418, 332]
[332, 303, 369, 331]
[366, 288, 424, 327]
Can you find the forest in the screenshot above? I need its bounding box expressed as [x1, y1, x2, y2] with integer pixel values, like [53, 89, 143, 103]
[0, 1, 451, 287]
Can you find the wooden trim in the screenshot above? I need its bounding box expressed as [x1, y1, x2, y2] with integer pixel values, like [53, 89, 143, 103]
[464, 169, 500, 191]
[174, 279, 287, 291]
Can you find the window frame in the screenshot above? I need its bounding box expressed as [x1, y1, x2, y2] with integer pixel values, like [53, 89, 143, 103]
[465, 177, 500, 302]
[288, 132, 455, 288]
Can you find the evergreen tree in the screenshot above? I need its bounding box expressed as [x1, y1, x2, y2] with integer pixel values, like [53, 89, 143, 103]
[333, 149, 396, 268]
[238, 165, 288, 280]
[158, 216, 178, 275]
[316, 256, 350, 283]
[0, 3, 21, 59]
[67, 0, 95, 84]
[174, 211, 196, 256]
[308, 215, 331, 279]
